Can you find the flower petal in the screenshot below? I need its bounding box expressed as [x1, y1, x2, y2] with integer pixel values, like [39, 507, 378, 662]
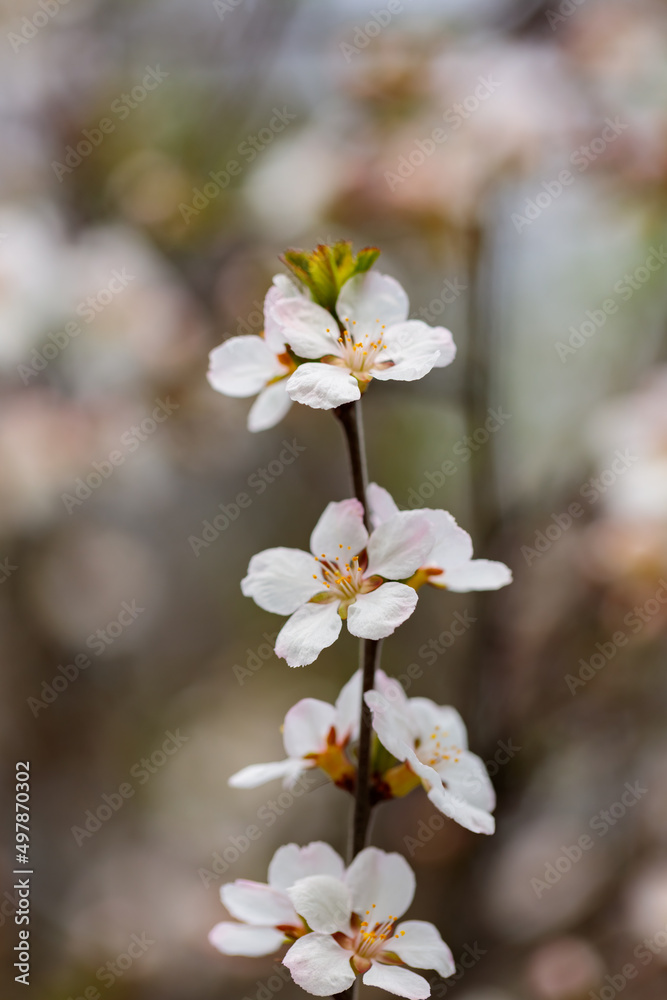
[207, 336, 287, 398]
[337, 271, 409, 327]
[229, 758, 308, 789]
[366, 510, 435, 579]
[283, 934, 356, 996]
[407, 751, 495, 835]
[247, 381, 292, 433]
[367, 482, 400, 530]
[209, 922, 286, 957]
[287, 362, 360, 409]
[269, 842, 346, 892]
[407, 700, 468, 752]
[347, 583, 418, 640]
[422, 510, 473, 573]
[310, 498, 368, 559]
[363, 962, 431, 999]
[364, 690, 415, 762]
[434, 751, 496, 813]
[221, 880, 299, 926]
[264, 275, 303, 353]
[241, 547, 320, 615]
[380, 321, 456, 376]
[272, 298, 341, 358]
[444, 559, 513, 592]
[283, 698, 337, 757]
[287, 875, 352, 934]
[345, 847, 415, 923]
[390, 920, 455, 978]
[334, 669, 362, 742]
[275, 601, 343, 667]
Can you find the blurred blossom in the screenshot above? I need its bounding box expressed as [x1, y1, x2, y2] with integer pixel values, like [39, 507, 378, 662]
[524, 937, 604, 1000]
[626, 862, 667, 956]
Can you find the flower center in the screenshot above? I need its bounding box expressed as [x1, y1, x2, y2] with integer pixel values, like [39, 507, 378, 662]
[329, 318, 392, 380]
[311, 544, 379, 609]
[417, 725, 462, 768]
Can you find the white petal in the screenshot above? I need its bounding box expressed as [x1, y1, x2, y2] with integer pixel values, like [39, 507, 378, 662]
[209, 922, 286, 957]
[345, 847, 415, 923]
[347, 583, 418, 640]
[434, 750, 496, 812]
[444, 559, 513, 592]
[269, 842, 346, 892]
[247, 381, 292, 432]
[408, 752, 495, 835]
[336, 271, 409, 327]
[390, 921, 455, 978]
[374, 671, 409, 709]
[365, 690, 415, 761]
[229, 758, 307, 789]
[366, 510, 435, 579]
[380, 322, 456, 375]
[422, 510, 473, 574]
[287, 362, 360, 409]
[363, 962, 431, 999]
[272, 298, 341, 358]
[283, 934, 356, 996]
[334, 669, 362, 742]
[367, 482, 400, 529]
[221, 880, 298, 926]
[241, 547, 320, 615]
[283, 698, 336, 757]
[264, 275, 303, 352]
[310, 498, 367, 559]
[275, 601, 343, 667]
[407, 700, 468, 751]
[287, 875, 352, 934]
[207, 336, 286, 398]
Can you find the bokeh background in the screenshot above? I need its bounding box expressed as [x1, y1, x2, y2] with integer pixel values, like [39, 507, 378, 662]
[2, 0, 667, 998]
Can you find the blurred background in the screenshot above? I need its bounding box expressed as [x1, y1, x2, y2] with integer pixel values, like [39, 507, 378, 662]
[2, 0, 667, 997]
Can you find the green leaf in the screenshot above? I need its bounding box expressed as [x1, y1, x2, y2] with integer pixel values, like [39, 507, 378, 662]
[279, 241, 382, 314]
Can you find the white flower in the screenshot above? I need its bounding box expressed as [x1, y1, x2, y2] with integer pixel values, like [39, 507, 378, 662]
[228, 670, 361, 790]
[209, 842, 345, 958]
[241, 498, 436, 667]
[273, 271, 456, 410]
[207, 275, 302, 432]
[365, 675, 496, 835]
[283, 847, 455, 998]
[368, 483, 512, 592]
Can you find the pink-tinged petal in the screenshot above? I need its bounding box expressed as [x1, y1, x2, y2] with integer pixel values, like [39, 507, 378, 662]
[221, 880, 299, 926]
[381, 322, 456, 374]
[283, 698, 337, 757]
[334, 669, 362, 742]
[209, 922, 286, 957]
[207, 336, 287, 398]
[269, 842, 345, 892]
[283, 934, 356, 996]
[366, 510, 435, 579]
[364, 690, 416, 761]
[241, 547, 321, 615]
[272, 298, 341, 358]
[407, 700, 469, 751]
[229, 758, 308, 789]
[407, 751, 495, 835]
[347, 583, 418, 640]
[287, 362, 360, 409]
[345, 847, 415, 923]
[390, 921, 455, 978]
[287, 875, 352, 934]
[248, 381, 292, 432]
[337, 271, 409, 327]
[443, 559, 512, 592]
[275, 601, 343, 667]
[310, 498, 368, 559]
[367, 482, 400, 529]
[363, 961, 431, 999]
[422, 510, 473, 573]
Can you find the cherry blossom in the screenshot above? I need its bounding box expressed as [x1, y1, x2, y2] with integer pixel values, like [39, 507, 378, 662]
[241, 497, 436, 667]
[368, 482, 512, 592]
[365, 674, 496, 834]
